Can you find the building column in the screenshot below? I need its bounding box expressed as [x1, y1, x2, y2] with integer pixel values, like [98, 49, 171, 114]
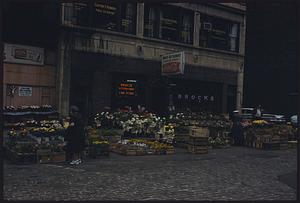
[193, 11, 201, 47]
[236, 62, 244, 114]
[222, 83, 228, 113]
[235, 14, 246, 114]
[56, 31, 72, 117]
[136, 3, 144, 38]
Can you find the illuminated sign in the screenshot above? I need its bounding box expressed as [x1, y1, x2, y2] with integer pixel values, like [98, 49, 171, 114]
[118, 81, 137, 96]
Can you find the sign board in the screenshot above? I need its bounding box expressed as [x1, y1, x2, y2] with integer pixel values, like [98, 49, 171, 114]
[19, 86, 32, 97]
[4, 43, 44, 65]
[162, 52, 185, 75]
[117, 80, 137, 97]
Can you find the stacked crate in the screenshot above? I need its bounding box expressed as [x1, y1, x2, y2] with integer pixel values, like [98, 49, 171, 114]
[174, 126, 190, 148]
[88, 143, 110, 158]
[187, 127, 209, 154]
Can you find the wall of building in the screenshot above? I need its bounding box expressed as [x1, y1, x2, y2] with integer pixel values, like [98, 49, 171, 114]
[58, 2, 246, 116]
[3, 63, 56, 107]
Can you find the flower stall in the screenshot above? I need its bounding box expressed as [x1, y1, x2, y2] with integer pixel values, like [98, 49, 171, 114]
[3, 105, 66, 164]
[243, 120, 293, 150]
[170, 111, 232, 149]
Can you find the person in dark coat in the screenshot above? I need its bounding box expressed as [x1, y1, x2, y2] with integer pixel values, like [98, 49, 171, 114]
[231, 115, 244, 146]
[65, 106, 86, 165]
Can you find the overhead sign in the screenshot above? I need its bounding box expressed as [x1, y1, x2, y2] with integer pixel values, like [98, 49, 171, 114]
[4, 43, 44, 65]
[162, 52, 185, 75]
[19, 86, 32, 97]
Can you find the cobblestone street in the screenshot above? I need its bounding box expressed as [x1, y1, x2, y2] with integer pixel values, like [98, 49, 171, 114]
[3, 147, 297, 201]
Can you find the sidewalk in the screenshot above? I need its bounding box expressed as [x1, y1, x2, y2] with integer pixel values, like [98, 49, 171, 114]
[3, 147, 297, 201]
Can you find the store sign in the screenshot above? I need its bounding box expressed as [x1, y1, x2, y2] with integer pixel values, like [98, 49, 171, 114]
[162, 52, 185, 75]
[19, 86, 32, 97]
[118, 81, 137, 96]
[175, 94, 215, 102]
[4, 43, 44, 65]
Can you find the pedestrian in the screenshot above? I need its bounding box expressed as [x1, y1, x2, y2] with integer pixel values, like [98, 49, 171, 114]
[65, 105, 86, 165]
[253, 105, 262, 120]
[231, 115, 244, 146]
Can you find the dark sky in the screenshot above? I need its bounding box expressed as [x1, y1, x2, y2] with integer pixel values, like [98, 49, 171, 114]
[244, 2, 297, 115]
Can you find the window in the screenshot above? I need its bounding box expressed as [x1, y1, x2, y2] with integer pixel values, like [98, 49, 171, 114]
[93, 2, 119, 31]
[159, 6, 179, 41]
[120, 2, 136, 34]
[144, 5, 159, 38]
[63, 2, 137, 34]
[180, 11, 193, 44]
[144, 4, 194, 44]
[199, 15, 239, 52]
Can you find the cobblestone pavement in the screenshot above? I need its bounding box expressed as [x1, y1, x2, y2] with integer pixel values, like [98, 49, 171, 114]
[3, 147, 297, 201]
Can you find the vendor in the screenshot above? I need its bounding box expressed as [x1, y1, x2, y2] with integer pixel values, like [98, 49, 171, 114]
[65, 106, 86, 165]
[231, 115, 244, 146]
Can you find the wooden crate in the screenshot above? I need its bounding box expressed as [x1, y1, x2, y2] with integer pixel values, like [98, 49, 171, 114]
[262, 143, 280, 150]
[38, 152, 66, 163]
[187, 145, 208, 154]
[166, 149, 175, 155]
[189, 136, 208, 146]
[288, 141, 297, 149]
[6, 149, 36, 164]
[189, 127, 209, 137]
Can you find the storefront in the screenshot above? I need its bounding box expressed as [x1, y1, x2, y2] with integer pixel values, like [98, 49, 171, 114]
[70, 51, 237, 118]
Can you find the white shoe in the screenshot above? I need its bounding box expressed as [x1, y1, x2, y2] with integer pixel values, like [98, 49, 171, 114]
[70, 160, 77, 165]
[74, 159, 82, 165]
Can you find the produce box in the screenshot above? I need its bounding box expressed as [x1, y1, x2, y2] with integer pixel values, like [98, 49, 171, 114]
[187, 144, 208, 154]
[288, 141, 297, 149]
[189, 136, 208, 146]
[6, 149, 36, 164]
[88, 144, 110, 158]
[37, 150, 66, 163]
[189, 127, 209, 137]
[262, 143, 280, 150]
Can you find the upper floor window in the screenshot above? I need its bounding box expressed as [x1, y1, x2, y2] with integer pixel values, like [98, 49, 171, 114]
[64, 3, 89, 26]
[199, 15, 239, 52]
[144, 4, 194, 44]
[63, 2, 136, 35]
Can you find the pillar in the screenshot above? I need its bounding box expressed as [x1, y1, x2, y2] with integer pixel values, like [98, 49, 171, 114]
[236, 62, 244, 114]
[236, 13, 246, 114]
[136, 3, 144, 38]
[222, 83, 228, 113]
[56, 31, 72, 117]
[193, 11, 201, 47]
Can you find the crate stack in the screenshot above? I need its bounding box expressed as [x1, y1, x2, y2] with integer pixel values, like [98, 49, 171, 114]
[88, 143, 110, 158]
[174, 126, 190, 148]
[187, 127, 209, 154]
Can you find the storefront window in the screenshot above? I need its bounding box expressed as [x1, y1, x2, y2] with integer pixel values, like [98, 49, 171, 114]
[199, 15, 239, 52]
[144, 4, 194, 44]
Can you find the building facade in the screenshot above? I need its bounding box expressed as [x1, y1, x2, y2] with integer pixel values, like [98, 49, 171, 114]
[2, 1, 246, 119]
[58, 2, 246, 118]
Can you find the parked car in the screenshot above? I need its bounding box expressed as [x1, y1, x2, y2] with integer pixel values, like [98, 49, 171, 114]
[232, 108, 286, 123]
[290, 115, 298, 126]
[232, 108, 254, 120]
